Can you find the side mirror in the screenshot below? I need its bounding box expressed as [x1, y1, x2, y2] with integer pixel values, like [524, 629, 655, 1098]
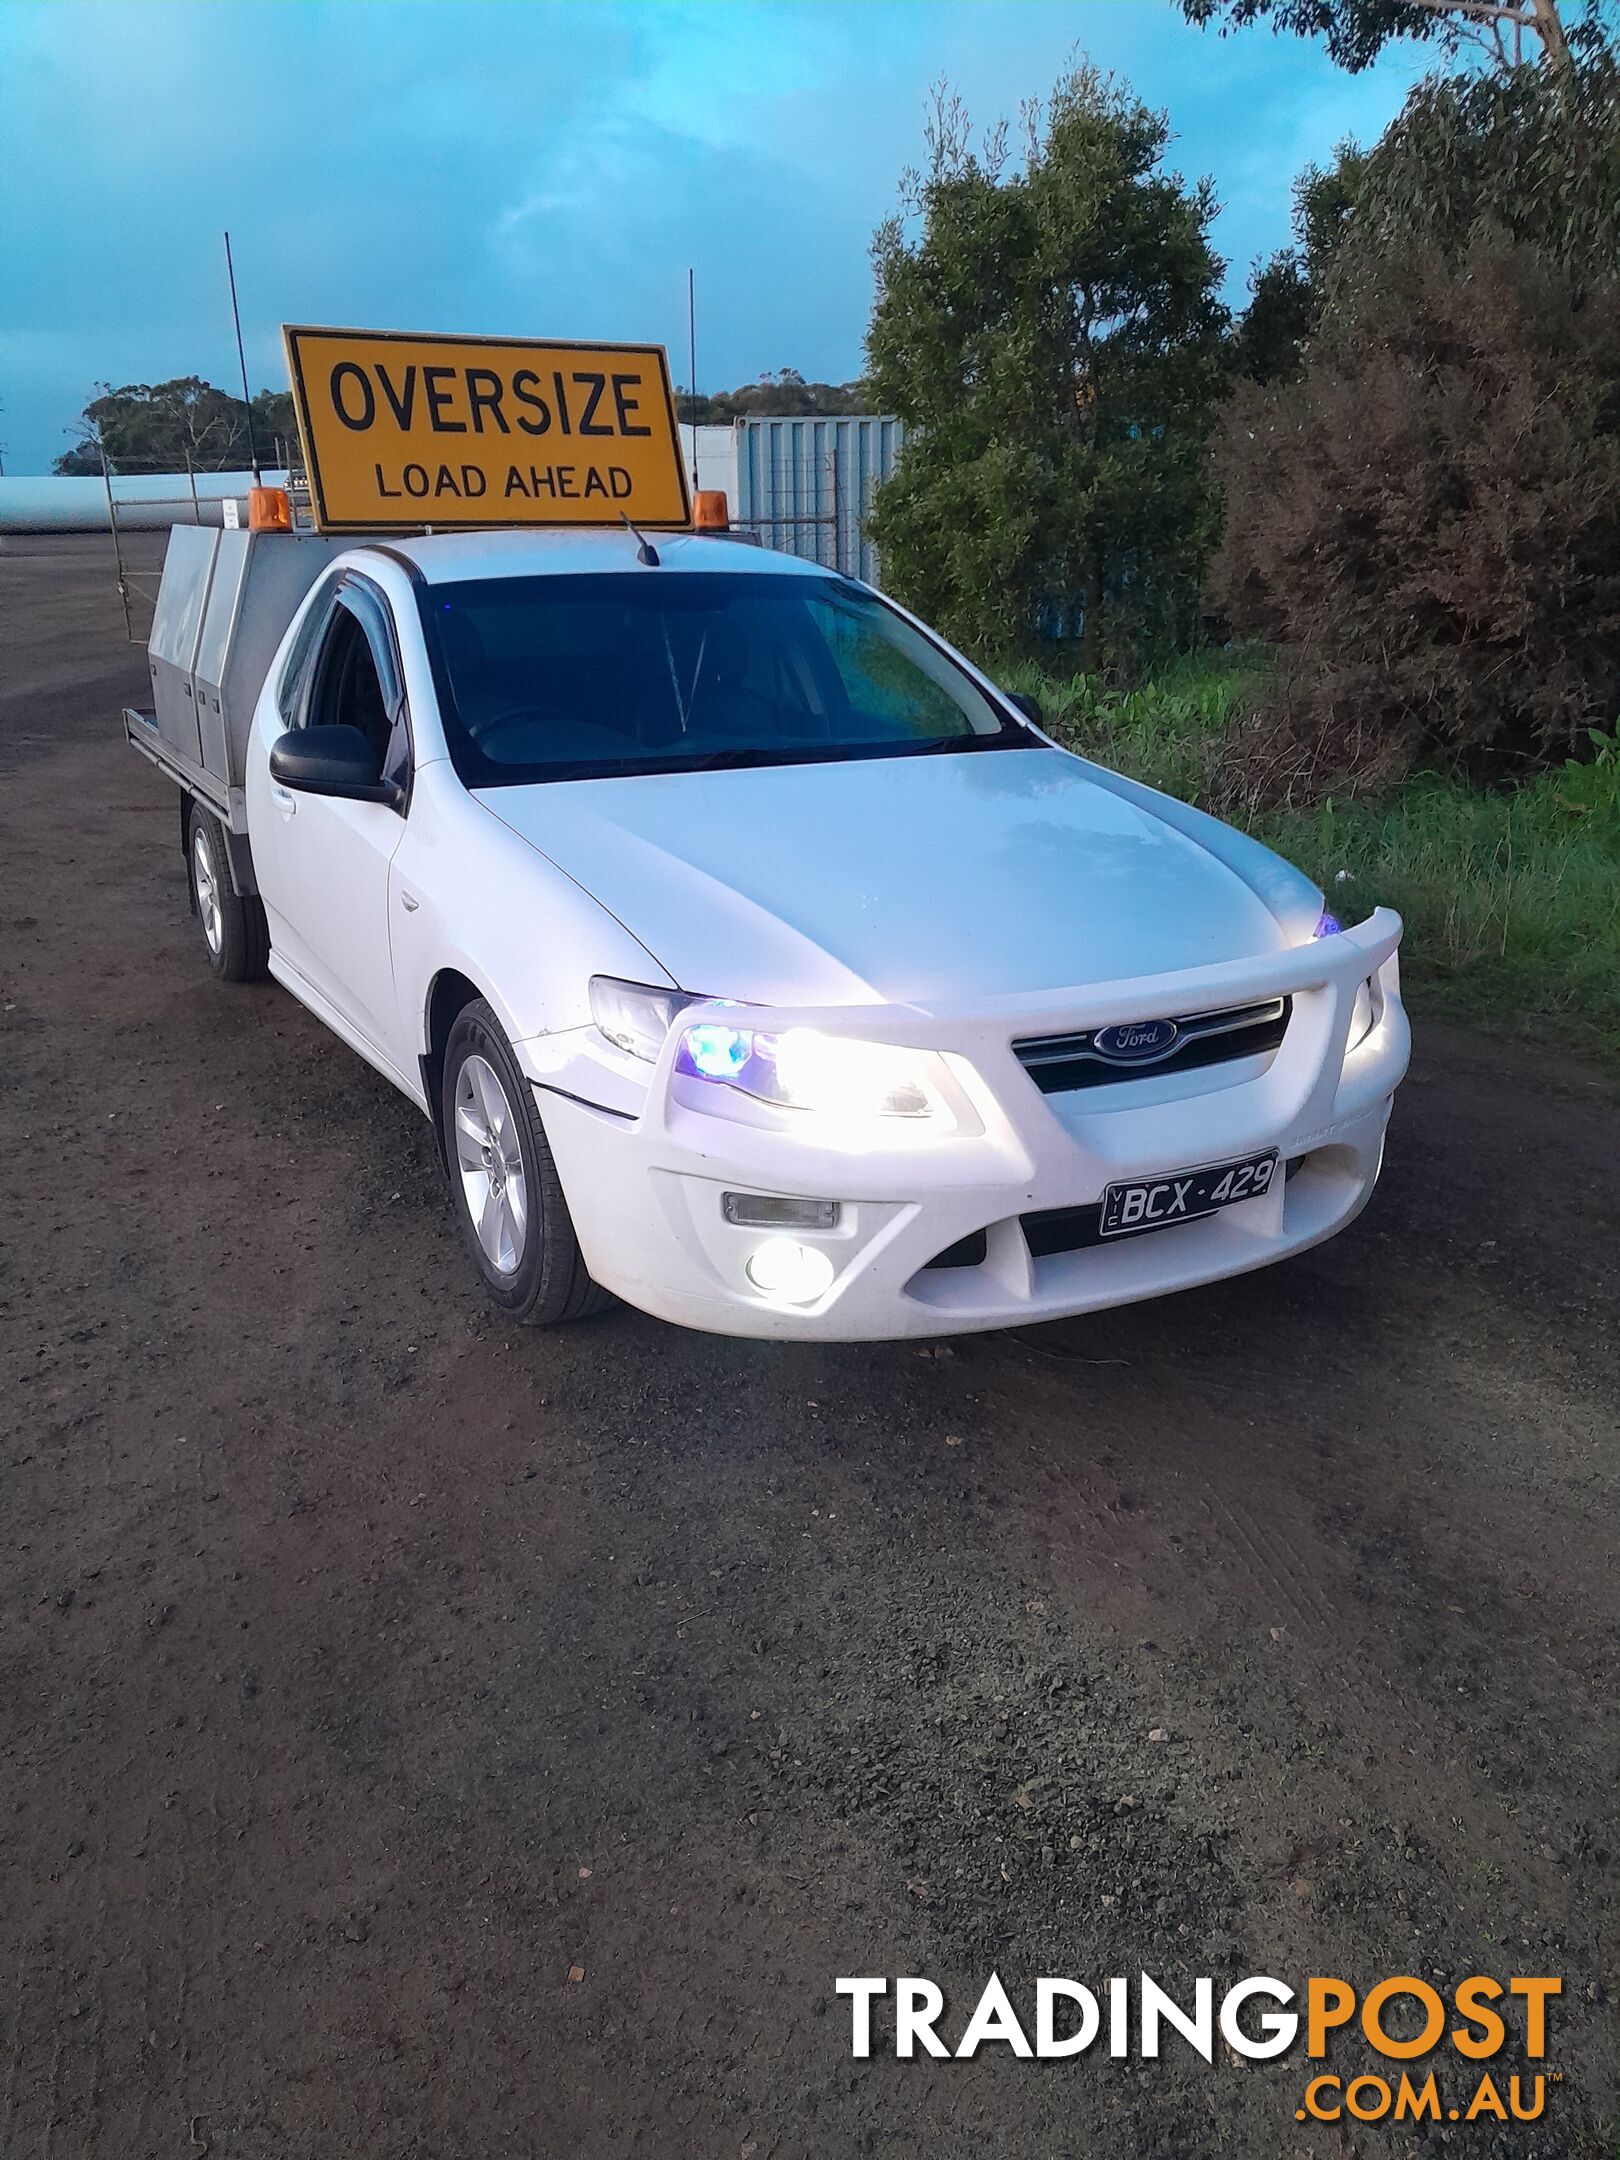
[1005, 691, 1043, 728]
[269, 724, 398, 807]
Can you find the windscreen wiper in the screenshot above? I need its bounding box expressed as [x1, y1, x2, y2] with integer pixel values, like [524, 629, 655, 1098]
[663, 736, 1017, 773]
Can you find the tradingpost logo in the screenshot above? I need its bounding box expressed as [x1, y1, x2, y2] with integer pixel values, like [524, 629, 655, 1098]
[836, 1972, 1563, 2126]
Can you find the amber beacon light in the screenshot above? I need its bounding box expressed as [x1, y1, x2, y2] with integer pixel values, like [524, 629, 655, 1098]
[248, 486, 293, 533]
[692, 490, 730, 532]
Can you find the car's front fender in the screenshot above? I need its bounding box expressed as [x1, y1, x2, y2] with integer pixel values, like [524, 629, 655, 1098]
[389, 763, 673, 1069]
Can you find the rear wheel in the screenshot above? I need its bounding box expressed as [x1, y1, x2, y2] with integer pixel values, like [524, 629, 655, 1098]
[441, 1000, 610, 1326]
[187, 806, 269, 983]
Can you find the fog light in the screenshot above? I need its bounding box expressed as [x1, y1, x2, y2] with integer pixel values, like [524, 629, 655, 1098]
[744, 1237, 835, 1304]
[723, 1192, 840, 1230]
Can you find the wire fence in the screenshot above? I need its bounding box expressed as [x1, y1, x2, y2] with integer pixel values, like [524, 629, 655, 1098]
[86, 445, 297, 643]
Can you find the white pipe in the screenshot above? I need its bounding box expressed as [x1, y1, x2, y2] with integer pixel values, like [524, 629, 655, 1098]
[0, 470, 289, 533]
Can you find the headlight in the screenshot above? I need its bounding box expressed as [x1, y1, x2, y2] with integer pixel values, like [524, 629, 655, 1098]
[676, 1021, 956, 1127]
[589, 976, 697, 1062]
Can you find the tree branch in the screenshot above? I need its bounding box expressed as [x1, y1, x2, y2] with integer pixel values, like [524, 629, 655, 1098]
[1399, 0, 1535, 28]
[1398, 0, 1575, 68]
[1527, 0, 1574, 72]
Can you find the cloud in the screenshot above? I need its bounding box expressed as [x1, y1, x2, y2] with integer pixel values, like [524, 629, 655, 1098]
[0, 0, 1426, 470]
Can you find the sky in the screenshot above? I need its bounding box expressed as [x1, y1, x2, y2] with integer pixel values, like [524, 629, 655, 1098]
[0, 0, 1430, 474]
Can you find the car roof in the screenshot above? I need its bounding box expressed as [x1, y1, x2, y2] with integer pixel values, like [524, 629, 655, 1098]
[359, 528, 838, 586]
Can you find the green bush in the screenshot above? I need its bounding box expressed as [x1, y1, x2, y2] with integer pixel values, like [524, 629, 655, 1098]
[1208, 55, 1620, 779]
[1211, 234, 1620, 774]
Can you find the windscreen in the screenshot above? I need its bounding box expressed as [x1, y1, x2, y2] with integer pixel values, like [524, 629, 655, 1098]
[417, 570, 1030, 785]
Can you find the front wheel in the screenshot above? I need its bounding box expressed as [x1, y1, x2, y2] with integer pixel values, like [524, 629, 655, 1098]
[441, 1000, 611, 1326]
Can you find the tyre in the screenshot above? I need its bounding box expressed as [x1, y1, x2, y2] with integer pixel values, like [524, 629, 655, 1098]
[187, 806, 269, 983]
[441, 999, 611, 1326]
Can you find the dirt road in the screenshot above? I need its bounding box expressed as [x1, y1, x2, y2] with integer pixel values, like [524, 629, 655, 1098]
[2, 536, 1615, 2156]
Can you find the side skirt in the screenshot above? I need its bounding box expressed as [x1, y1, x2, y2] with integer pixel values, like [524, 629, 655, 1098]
[267, 952, 431, 1115]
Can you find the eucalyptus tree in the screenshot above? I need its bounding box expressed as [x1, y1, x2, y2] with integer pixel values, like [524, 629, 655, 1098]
[867, 67, 1229, 671]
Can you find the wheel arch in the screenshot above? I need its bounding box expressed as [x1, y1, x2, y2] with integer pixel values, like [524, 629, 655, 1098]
[420, 966, 494, 1177]
[180, 789, 259, 898]
[180, 792, 197, 916]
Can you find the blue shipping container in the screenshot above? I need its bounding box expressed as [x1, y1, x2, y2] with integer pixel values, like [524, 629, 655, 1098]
[732, 416, 904, 589]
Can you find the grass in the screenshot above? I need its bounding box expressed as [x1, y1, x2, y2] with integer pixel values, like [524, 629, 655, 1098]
[1003, 649, 1260, 807]
[1008, 651, 1620, 1066]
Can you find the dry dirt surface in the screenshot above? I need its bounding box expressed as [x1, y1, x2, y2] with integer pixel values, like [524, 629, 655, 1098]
[2, 535, 1616, 2159]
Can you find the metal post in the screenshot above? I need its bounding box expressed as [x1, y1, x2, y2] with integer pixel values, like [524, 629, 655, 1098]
[100, 440, 137, 645]
[830, 440, 845, 576]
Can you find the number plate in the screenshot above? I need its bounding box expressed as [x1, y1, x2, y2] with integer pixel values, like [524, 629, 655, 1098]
[1099, 1150, 1278, 1239]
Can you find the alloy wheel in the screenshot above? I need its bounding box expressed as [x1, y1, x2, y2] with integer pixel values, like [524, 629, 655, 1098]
[192, 828, 223, 956]
[453, 1053, 529, 1275]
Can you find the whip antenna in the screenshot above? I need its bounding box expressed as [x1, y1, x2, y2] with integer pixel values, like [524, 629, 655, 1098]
[687, 267, 698, 491]
[224, 230, 261, 483]
[619, 511, 659, 567]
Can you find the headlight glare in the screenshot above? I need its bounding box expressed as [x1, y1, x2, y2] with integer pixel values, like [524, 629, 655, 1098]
[745, 1237, 836, 1303]
[676, 1021, 954, 1126]
[684, 1021, 753, 1079]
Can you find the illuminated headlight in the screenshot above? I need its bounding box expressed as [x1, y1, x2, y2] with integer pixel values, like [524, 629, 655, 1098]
[589, 976, 697, 1062]
[677, 1022, 956, 1127]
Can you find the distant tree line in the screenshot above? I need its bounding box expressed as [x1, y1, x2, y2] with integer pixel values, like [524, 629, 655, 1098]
[675, 369, 870, 424]
[53, 368, 868, 475]
[54, 376, 299, 476]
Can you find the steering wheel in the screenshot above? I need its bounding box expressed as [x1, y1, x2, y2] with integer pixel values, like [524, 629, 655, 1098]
[470, 705, 633, 763]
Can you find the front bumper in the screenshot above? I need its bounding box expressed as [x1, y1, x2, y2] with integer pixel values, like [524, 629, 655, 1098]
[519, 910, 1410, 1341]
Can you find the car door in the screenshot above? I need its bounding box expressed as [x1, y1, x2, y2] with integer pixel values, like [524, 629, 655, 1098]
[250, 574, 415, 1081]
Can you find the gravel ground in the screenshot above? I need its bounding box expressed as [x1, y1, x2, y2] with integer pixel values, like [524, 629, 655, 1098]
[2, 535, 1616, 2157]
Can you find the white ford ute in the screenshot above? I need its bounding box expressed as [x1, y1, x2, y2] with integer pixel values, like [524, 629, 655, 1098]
[178, 527, 1408, 1338]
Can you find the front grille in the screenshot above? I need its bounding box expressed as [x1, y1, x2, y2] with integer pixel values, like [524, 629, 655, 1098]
[922, 1229, 989, 1270]
[1014, 997, 1290, 1095]
[1021, 1204, 1108, 1257]
[924, 1157, 1310, 1275]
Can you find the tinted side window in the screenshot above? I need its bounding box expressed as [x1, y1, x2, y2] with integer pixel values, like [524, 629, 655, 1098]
[277, 581, 338, 730]
[309, 607, 392, 769]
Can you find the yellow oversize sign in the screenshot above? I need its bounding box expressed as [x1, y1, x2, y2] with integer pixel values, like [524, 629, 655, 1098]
[283, 326, 691, 534]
